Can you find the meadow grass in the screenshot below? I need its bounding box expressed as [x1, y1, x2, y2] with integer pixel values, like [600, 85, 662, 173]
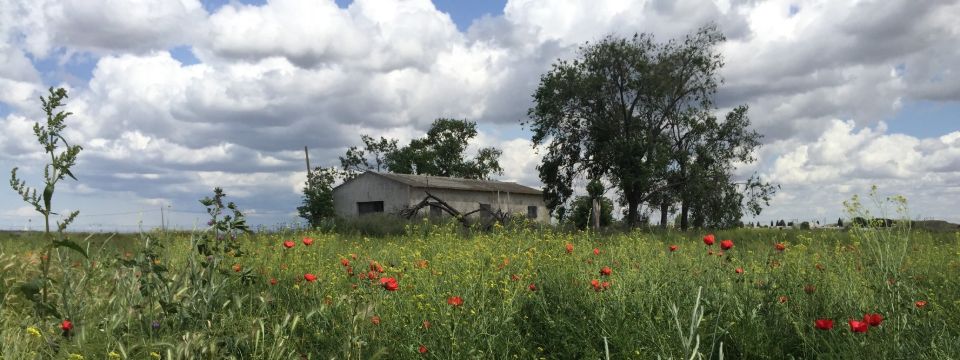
[0, 224, 957, 359]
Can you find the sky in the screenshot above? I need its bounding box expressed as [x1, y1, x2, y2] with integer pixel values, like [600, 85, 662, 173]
[0, 0, 958, 231]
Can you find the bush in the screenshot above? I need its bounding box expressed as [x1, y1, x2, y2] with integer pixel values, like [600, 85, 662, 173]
[334, 213, 410, 237]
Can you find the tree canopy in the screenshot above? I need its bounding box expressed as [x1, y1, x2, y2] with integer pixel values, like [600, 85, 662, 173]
[297, 166, 337, 228]
[340, 118, 503, 180]
[527, 24, 776, 227]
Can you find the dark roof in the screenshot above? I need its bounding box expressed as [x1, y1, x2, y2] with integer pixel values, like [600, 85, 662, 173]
[369, 171, 542, 195]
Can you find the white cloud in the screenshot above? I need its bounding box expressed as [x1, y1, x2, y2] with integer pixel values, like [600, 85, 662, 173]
[2, 0, 960, 227]
[4, 0, 206, 57]
[760, 120, 960, 222]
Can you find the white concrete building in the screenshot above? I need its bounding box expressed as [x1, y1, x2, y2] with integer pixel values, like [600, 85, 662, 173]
[332, 171, 549, 223]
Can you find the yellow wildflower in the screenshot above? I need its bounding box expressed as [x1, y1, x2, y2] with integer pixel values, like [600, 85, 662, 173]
[26, 326, 41, 338]
[150, 352, 161, 359]
[108, 351, 122, 360]
[68, 354, 84, 360]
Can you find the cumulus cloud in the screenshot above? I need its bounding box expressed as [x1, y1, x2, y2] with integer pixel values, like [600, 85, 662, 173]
[3, 0, 206, 57]
[1, 0, 959, 227]
[758, 120, 960, 222]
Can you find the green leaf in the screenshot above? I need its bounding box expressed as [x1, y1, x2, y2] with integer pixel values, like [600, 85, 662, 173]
[118, 259, 138, 267]
[62, 168, 78, 181]
[17, 279, 43, 299]
[42, 184, 53, 212]
[35, 301, 61, 318]
[52, 239, 88, 258]
[159, 300, 179, 314]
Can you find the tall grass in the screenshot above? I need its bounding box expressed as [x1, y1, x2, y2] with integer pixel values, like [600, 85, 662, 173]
[0, 222, 957, 358]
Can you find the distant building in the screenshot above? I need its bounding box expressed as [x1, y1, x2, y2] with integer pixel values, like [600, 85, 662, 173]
[331, 171, 549, 223]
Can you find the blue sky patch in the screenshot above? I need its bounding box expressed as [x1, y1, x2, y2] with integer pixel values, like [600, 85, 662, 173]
[886, 100, 960, 138]
[170, 45, 201, 66]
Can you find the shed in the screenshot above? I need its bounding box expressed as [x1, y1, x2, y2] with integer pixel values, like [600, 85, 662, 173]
[331, 171, 549, 223]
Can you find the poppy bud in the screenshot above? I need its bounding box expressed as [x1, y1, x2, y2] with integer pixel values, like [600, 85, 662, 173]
[814, 319, 833, 330]
[848, 319, 869, 333]
[703, 234, 715, 246]
[720, 240, 734, 250]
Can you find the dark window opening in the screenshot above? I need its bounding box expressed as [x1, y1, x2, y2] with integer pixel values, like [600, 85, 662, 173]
[527, 206, 538, 219]
[357, 201, 384, 215]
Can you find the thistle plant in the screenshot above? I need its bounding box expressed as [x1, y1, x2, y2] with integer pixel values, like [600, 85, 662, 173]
[9, 87, 88, 318]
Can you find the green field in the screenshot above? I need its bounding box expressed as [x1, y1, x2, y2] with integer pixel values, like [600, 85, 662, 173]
[0, 224, 958, 359]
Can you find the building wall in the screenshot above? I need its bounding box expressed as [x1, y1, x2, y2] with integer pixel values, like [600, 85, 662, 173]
[332, 173, 411, 217]
[407, 187, 549, 223]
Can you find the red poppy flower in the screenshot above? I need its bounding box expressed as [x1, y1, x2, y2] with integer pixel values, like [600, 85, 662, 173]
[304, 273, 317, 282]
[720, 240, 734, 250]
[367, 270, 379, 280]
[371, 315, 380, 325]
[735, 267, 744, 274]
[814, 319, 834, 330]
[422, 320, 432, 329]
[528, 283, 537, 291]
[61, 319, 73, 332]
[590, 279, 600, 288]
[565, 243, 574, 254]
[380, 277, 399, 291]
[270, 278, 278, 285]
[601, 281, 610, 289]
[345, 266, 354, 276]
[447, 296, 463, 307]
[510, 274, 520, 281]
[600, 266, 612, 276]
[593, 248, 600, 256]
[419, 345, 428, 354]
[340, 258, 350, 267]
[778, 296, 788, 304]
[369, 261, 384, 273]
[703, 234, 716, 246]
[915, 300, 927, 309]
[302, 237, 314, 246]
[863, 313, 883, 327]
[669, 245, 678, 252]
[283, 241, 295, 249]
[232, 264, 242, 272]
[848, 319, 869, 333]
[775, 243, 786, 251]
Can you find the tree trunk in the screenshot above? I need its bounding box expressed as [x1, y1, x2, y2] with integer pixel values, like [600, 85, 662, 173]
[659, 200, 668, 229]
[680, 198, 689, 230]
[592, 198, 600, 230]
[626, 199, 640, 227]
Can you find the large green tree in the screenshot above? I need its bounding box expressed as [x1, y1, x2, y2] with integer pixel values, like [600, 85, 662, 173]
[339, 135, 399, 179]
[340, 118, 503, 180]
[297, 167, 337, 228]
[528, 25, 774, 227]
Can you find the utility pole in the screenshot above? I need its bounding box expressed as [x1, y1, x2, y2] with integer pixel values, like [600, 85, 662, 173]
[160, 206, 165, 232]
[304, 146, 312, 175]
